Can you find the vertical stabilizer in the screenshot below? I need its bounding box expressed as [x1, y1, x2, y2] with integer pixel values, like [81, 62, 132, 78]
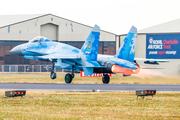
[114, 26, 137, 62]
[80, 25, 100, 76]
[81, 24, 100, 61]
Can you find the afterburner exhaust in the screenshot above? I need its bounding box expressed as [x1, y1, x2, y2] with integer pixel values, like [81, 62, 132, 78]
[111, 64, 140, 74]
[94, 60, 140, 75]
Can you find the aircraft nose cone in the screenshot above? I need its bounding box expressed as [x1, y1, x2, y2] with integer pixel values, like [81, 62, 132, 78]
[11, 45, 23, 55]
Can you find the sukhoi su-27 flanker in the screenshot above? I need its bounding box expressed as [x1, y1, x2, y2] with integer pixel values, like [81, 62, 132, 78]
[11, 25, 168, 84]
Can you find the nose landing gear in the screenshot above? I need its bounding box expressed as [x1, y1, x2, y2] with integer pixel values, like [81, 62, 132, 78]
[51, 72, 56, 79]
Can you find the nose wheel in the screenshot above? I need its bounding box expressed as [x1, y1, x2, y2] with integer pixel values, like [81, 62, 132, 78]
[102, 74, 110, 84]
[51, 72, 56, 79]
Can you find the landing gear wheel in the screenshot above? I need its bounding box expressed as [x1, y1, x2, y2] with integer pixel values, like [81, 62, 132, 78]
[102, 74, 110, 84]
[65, 73, 73, 83]
[50, 72, 56, 79]
[50, 59, 57, 80]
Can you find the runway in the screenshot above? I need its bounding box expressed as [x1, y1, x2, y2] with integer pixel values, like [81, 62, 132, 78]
[0, 83, 180, 92]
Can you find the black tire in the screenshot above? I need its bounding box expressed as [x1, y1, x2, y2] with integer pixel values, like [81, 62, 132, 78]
[102, 74, 110, 84]
[50, 72, 56, 79]
[65, 73, 73, 83]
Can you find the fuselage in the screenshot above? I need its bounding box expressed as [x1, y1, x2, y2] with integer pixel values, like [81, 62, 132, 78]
[11, 40, 139, 74]
[10, 25, 140, 84]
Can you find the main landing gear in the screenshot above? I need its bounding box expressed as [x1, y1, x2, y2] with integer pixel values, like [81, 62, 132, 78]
[64, 65, 75, 84]
[50, 60, 56, 79]
[102, 73, 110, 84]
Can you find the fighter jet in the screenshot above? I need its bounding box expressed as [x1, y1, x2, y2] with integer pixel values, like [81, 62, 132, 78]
[11, 25, 168, 84]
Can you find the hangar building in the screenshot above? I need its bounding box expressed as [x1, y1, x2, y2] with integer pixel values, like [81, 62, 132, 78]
[0, 14, 117, 65]
[0, 14, 179, 75]
[118, 19, 180, 75]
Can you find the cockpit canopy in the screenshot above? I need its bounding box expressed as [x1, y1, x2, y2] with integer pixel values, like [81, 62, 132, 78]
[29, 36, 52, 43]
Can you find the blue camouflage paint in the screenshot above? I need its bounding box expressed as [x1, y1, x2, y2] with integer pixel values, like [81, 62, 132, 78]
[80, 25, 100, 75]
[11, 25, 141, 77]
[114, 26, 137, 62]
[108, 58, 137, 70]
[21, 36, 80, 57]
[81, 25, 100, 61]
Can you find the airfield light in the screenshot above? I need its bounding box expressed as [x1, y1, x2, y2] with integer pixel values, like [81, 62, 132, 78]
[5, 90, 26, 98]
[136, 90, 156, 100]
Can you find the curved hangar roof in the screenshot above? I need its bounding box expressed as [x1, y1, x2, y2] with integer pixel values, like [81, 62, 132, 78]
[0, 13, 115, 35]
[138, 18, 180, 34]
[0, 14, 44, 28]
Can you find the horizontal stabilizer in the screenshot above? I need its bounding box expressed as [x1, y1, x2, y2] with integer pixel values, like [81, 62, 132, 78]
[140, 67, 163, 69]
[135, 58, 170, 65]
[123, 74, 131, 77]
[144, 61, 159, 65]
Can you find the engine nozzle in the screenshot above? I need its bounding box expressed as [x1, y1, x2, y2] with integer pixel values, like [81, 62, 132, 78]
[111, 64, 140, 74]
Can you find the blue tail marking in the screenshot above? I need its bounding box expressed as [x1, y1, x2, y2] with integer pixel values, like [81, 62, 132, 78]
[114, 26, 137, 62]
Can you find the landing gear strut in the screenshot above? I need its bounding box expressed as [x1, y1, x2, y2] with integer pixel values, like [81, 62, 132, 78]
[65, 65, 75, 84]
[50, 60, 56, 79]
[102, 73, 110, 84]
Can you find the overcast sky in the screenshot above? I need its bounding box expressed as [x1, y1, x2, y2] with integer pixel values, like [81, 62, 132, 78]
[1, 0, 180, 34]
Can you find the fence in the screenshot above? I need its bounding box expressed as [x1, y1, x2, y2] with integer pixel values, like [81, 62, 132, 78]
[0, 65, 63, 72]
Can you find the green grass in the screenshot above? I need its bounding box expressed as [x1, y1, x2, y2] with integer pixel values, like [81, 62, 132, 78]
[0, 73, 179, 119]
[0, 72, 180, 84]
[0, 91, 179, 119]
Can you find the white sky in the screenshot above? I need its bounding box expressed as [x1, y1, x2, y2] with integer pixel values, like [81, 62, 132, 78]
[1, 0, 180, 34]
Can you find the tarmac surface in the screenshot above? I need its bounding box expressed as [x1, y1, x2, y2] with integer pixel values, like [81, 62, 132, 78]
[0, 83, 180, 92]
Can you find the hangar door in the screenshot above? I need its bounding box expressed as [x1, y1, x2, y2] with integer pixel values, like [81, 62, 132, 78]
[41, 23, 58, 41]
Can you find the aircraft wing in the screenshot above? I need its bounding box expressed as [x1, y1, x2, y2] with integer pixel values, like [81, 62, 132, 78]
[24, 53, 81, 60]
[135, 58, 169, 65]
[135, 58, 169, 62]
